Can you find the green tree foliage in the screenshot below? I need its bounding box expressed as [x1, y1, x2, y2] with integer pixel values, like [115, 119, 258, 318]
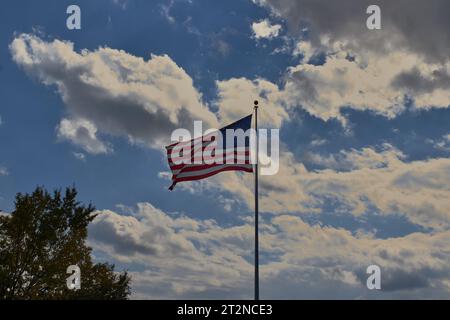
[0, 186, 131, 299]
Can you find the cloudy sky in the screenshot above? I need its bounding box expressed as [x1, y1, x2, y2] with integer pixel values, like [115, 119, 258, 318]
[1, 0, 450, 299]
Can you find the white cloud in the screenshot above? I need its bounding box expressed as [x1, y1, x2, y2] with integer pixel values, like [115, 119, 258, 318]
[89, 202, 450, 299]
[293, 41, 314, 62]
[305, 143, 405, 171]
[189, 145, 450, 230]
[158, 171, 171, 180]
[112, 0, 129, 10]
[160, 0, 176, 24]
[216, 78, 288, 127]
[73, 152, 86, 161]
[57, 118, 112, 154]
[310, 138, 327, 147]
[10, 34, 218, 152]
[432, 133, 450, 152]
[0, 166, 8, 176]
[284, 50, 416, 122]
[219, 44, 450, 125]
[252, 19, 282, 39]
[89, 203, 253, 298]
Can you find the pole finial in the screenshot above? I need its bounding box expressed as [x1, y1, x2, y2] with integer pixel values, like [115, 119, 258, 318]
[254, 100, 259, 109]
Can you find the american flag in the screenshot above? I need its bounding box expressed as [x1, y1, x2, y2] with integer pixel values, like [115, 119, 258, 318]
[166, 114, 253, 190]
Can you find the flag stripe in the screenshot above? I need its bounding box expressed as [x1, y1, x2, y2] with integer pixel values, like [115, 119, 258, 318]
[172, 161, 252, 176]
[169, 153, 251, 170]
[173, 164, 253, 181]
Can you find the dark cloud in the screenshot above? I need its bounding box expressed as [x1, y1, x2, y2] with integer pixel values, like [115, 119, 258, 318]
[392, 167, 449, 190]
[260, 179, 289, 193]
[89, 209, 194, 258]
[392, 67, 450, 93]
[257, 0, 450, 63]
[89, 215, 158, 256]
[355, 267, 429, 291]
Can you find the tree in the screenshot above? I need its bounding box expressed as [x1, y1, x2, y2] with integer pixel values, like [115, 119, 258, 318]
[0, 186, 131, 299]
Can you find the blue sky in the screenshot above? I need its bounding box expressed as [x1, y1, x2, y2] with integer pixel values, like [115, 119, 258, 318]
[1, 0, 450, 299]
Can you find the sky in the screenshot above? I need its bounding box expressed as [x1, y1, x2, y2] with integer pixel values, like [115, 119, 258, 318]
[1, 0, 450, 299]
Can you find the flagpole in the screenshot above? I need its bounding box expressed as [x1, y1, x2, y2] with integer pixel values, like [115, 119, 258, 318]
[254, 100, 259, 301]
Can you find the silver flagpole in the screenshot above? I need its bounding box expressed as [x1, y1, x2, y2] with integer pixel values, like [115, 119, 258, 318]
[254, 100, 259, 300]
